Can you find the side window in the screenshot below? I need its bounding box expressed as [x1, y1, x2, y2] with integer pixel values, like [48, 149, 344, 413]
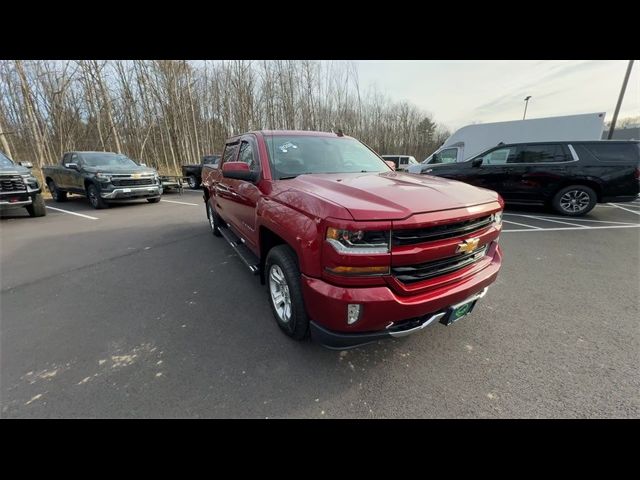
[71, 153, 81, 165]
[432, 148, 458, 164]
[516, 144, 569, 163]
[400, 157, 408, 165]
[584, 143, 639, 163]
[62, 153, 71, 165]
[221, 143, 239, 167]
[238, 140, 259, 172]
[480, 147, 517, 166]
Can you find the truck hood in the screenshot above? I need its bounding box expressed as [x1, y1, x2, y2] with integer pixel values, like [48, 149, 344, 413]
[0, 164, 30, 175]
[282, 171, 500, 221]
[83, 165, 157, 175]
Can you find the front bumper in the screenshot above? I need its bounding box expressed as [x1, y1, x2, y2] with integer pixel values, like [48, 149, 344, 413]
[100, 185, 162, 199]
[0, 191, 36, 211]
[303, 244, 502, 348]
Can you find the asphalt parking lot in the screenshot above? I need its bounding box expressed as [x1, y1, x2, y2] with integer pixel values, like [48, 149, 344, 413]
[1, 192, 638, 418]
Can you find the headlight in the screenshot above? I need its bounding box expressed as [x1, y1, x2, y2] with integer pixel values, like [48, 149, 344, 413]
[95, 172, 111, 182]
[326, 227, 390, 254]
[493, 211, 503, 226]
[20, 173, 38, 186]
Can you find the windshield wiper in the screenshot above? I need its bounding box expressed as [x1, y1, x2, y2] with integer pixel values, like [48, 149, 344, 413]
[279, 172, 313, 180]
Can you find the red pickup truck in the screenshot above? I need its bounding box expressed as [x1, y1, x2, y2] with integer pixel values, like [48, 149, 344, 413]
[202, 130, 503, 349]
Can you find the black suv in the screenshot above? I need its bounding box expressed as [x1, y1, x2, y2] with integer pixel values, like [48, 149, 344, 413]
[418, 141, 640, 216]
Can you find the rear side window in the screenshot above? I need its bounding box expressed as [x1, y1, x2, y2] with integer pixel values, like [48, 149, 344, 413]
[584, 143, 639, 163]
[221, 143, 239, 166]
[515, 144, 571, 163]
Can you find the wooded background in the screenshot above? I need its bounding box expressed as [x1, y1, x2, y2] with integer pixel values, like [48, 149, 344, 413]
[0, 60, 450, 176]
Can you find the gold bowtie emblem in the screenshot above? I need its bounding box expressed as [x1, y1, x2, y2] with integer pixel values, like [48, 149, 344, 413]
[456, 237, 480, 254]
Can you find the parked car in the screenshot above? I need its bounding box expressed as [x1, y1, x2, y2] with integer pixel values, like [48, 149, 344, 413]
[408, 112, 606, 173]
[182, 155, 221, 189]
[0, 151, 46, 217]
[201, 130, 504, 349]
[380, 155, 418, 172]
[42, 151, 162, 209]
[419, 140, 640, 216]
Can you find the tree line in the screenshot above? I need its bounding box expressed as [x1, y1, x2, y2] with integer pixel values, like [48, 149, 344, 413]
[0, 60, 450, 175]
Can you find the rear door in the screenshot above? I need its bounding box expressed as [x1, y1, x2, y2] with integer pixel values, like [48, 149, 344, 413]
[505, 143, 573, 203]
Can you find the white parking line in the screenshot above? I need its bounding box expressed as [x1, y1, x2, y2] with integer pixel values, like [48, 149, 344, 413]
[503, 213, 588, 228]
[608, 203, 640, 215]
[503, 224, 640, 233]
[503, 220, 542, 229]
[161, 199, 199, 206]
[46, 206, 98, 220]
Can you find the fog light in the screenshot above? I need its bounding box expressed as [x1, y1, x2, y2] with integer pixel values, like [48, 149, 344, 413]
[347, 304, 361, 325]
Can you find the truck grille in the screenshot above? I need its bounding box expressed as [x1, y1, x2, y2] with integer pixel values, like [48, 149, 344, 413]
[112, 178, 154, 187]
[392, 215, 493, 246]
[391, 245, 488, 284]
[0, 176, 26, 193]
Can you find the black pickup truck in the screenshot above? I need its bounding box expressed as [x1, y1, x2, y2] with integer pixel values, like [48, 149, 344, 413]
[42, 151, 162, 209]
[0, 151, 46, 217]
[182, 155, 221, 189]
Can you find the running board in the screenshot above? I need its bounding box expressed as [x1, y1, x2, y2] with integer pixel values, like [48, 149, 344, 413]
[219, 225, 260, 275]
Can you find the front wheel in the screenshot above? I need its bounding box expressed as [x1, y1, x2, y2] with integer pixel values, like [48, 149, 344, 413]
[26, 193, 47, 217]
[552, 185, 597, 216]
[265, 245, 309, 340]
[87, 184, 109, 209]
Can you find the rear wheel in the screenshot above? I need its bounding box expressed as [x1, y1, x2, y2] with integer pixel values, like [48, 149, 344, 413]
[47, 180, 67, 202]
[26, 193, 47, 217]
[187, 175, 199, 189]
[207, 201, 222, 237]
[87, 184, 109, 209]
[265, 245, 309, 340]
[552, 185, 597, 216]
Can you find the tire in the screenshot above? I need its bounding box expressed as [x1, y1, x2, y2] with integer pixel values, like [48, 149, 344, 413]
[187, 175, 199, 189]
[26, 193, 47, 217]
[47, 180, 67, 202]
[87, 183, 109, 209]
[147, 197, 161, 203]
[265, 245, 309, 340]
[206, 201, 222, 237]
[552, 185, 597, 216]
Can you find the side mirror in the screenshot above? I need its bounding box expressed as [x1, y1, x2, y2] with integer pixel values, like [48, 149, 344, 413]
[222, 162, 258, 182]
[471, 158, 483, 168]
[385, 161, 396, 171]
[65, 163, 79, 170]
[19, 161, 33, 168]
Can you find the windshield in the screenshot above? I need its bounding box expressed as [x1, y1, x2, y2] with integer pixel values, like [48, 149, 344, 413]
[0, 151, 14, 167]
[265, 135, 390, 179]
[81, 153, 138, 167]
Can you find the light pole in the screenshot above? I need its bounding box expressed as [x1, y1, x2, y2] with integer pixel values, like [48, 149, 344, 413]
[608, 60, 634, 139]
[523, 96, 532, 120]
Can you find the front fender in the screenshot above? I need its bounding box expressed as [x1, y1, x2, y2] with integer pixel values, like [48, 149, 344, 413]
[259, 201, 323, 277]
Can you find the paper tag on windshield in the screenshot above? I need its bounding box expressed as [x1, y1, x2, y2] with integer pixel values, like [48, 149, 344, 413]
[278, 142, 298, 153]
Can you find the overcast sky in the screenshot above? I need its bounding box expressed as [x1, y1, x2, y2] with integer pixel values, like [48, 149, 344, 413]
[354, 60, 639, 131]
